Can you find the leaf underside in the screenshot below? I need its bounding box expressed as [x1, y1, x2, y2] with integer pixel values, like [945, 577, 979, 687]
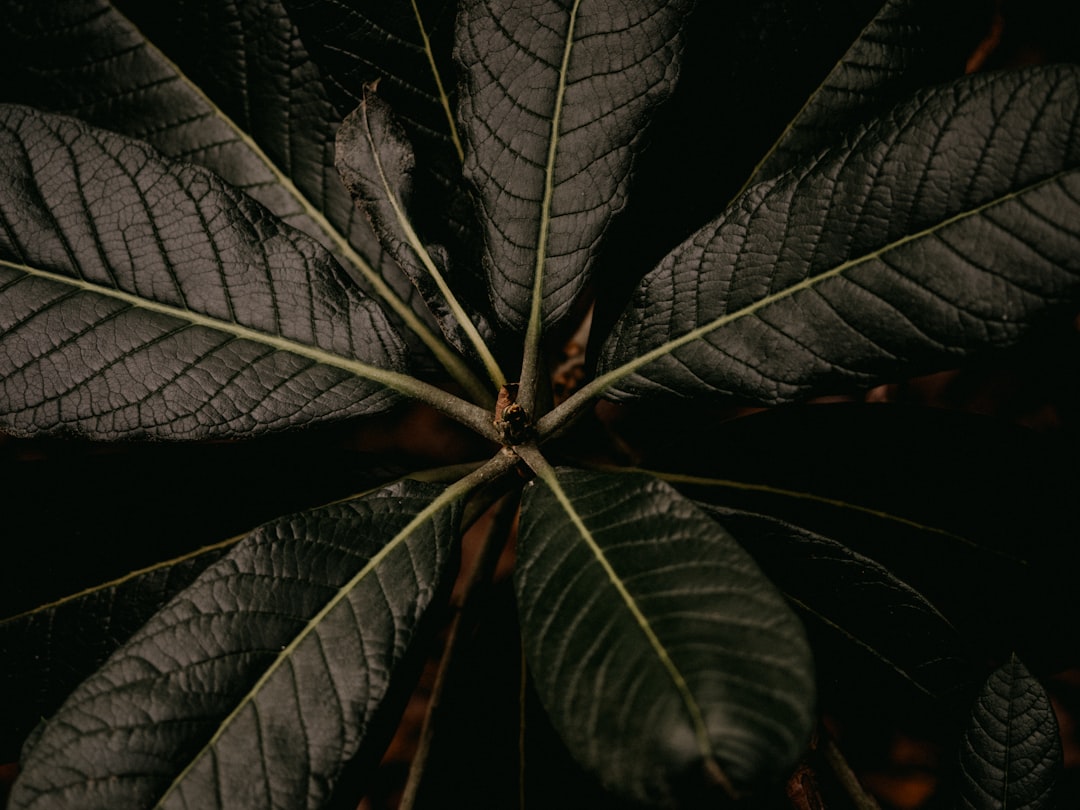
[9, 480, 460, 810]
[958, 656, 1061, 810]
[456, 0, 692, 331]
[0, 105, 404, 440]
[516, 469, 815, 803]
[600, 65, 1080, 404]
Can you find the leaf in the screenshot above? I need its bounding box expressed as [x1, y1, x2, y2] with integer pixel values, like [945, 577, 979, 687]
[0, 0, 377, 272]
[0, 105, 410, 440]
[607, 404, 1080, 672]
[0, 544, 231, 761]
[455, 0, 692, 333]
[283, 0, 495, 346]
[958, 655, 1061, 810]
[335, 88, 504, 387]
[516, 468, 815, 802]
[597, 65, 1080, 405]
[745, 0, 983, 187]
[8, 479, 462, 810]
[281, 0, 460, 144]
[696, 505, 974, 700]
[279, 0, 464, 209]
[0, 0, 488, 396]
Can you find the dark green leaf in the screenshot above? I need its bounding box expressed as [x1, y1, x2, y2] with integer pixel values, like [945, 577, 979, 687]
[516, 469, 814, 802]
[283, 0, 494, 344]
[281, 0, 459, 140]
[958, 655, 1061, 810]
[610, 404, 1080, 673]
[456, 0, 692, 331]
[335, 88, 502, 383]
[8, 480, 461, 809]
[0, 0, 378, 273]
[0, 105, 406, 440]
[697, 506, 974, 699]
[598, 66, 1080, 404]
[745, 0, 982, 186]
[0, 544, 230, 761]
[0, 0, 488, 394]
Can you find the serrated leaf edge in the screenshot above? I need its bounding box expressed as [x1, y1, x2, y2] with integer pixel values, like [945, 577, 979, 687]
[0, 465, 480, 625]
[736, 0, 898, 195]
[0, 537, 239, 625]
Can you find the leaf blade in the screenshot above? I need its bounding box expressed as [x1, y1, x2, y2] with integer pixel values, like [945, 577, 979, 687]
[595, 66, 1080, 405]
[7, 479, 466, 810]
[516, 467, 815, 802]
[0, 543, 233, 760]
[0, 105, 460, 439]
[456, 0, 691, 336]
[0, 0, 484, 393]
[744, 0, 981, 188]
[590, 404, 1080, 674]
[335, 88, 506, 390]
[958, 656, 1062, 810]
[698, 505, 973, 699]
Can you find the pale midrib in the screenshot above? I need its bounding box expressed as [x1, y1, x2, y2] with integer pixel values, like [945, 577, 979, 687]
[1, 258, 496, 438]
[361, 95, 506, 390]
[410, 0, 464, 162]
[123, 10, 488, 402]
[518, 0, 582, 414]
[152, 455, 514, 808]
[531, 457, 714, 766]
[538, 168, 1074, 438]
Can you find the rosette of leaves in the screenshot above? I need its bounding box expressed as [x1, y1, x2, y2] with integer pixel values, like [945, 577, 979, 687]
[2, 0, 1079, 808]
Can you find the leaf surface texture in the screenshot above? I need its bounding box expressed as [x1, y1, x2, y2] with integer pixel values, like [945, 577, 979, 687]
[335, 90, 500, 378]
[516, 469, 814, 802]
[958, 656, 1061, 810]
[456, 0, 691, 330]
[9, 480, 460, 810]
[0, 546, 229, 759]
[0, 0, 378, 268]
[0, 106, 404, 439]
[599, 66, 1080, 404]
